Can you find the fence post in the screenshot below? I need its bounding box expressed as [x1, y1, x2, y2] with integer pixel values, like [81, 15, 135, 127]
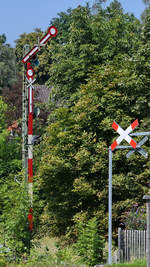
[118, 227, 124, 262]
[143, 195, 150, 267]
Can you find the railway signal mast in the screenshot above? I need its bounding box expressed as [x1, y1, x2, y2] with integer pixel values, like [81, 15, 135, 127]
[22, 26, 58, 231]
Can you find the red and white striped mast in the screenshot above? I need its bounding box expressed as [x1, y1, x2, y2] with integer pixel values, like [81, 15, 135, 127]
[22, 26, 58, 231]
[26, 62, 35, 230]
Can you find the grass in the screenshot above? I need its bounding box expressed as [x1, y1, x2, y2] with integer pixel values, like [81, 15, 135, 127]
[3, 236, 86, 267]
[0, 235, 147, 267]
[5, 259, 146, 267]
[1, 258, 146, 267]
[105, 258, 146, 267]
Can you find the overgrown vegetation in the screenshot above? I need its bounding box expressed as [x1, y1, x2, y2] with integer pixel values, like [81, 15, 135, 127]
[0, 0, 150, 266]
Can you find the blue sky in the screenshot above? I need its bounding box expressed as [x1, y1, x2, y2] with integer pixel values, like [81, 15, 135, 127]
[0, 0, 146, 47]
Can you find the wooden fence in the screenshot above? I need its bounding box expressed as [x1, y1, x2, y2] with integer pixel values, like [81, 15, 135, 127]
[117, 228, 146, 263]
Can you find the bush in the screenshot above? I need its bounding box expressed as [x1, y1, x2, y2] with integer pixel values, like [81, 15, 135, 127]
[121, 204, 146, 230]
[0, 175, 31, 259]
[74, 217, 104, 266]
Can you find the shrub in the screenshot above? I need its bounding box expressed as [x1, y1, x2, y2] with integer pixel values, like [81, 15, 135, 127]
[122, 204, 146, 230]
[74, 217, 104, 266]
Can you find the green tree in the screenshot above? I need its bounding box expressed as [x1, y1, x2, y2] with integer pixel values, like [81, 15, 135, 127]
[33, 1, 149, 244]
[35, 52, 150, 240]
[134, 14, 150, 127]
[0, 35, 16, 93]
[50, 9, 73, 45]
[2, 74, 22, 125]
[47, 0, 141, 105]
[141, 0, 150, 21]
[47, 4, 93, 102]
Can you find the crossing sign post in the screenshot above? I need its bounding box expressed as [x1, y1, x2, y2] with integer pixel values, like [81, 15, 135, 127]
[108, 120, 149, 265]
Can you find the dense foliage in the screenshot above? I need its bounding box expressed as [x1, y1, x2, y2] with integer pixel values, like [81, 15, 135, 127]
[1, 0, 150, 265]
[0, 34, 16, 94]
[0, 97, 29, 258]
[47, 1, 141, 105]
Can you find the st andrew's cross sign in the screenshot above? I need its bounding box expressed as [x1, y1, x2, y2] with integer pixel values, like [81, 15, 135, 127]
[111, 119, 138, 151]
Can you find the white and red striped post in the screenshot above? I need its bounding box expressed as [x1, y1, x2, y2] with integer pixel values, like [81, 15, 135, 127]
[22, 26, 58, 233]
[26, 62, 35, 231]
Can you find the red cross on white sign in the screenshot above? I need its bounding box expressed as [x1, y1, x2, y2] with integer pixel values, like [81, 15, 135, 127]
[111, 119, 139, 151]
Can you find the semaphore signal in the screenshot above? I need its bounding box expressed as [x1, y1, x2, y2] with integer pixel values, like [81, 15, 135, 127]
[22, 25, 58, 232]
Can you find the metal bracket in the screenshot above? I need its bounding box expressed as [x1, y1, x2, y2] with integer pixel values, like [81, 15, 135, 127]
[126, 136, 148, 158]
